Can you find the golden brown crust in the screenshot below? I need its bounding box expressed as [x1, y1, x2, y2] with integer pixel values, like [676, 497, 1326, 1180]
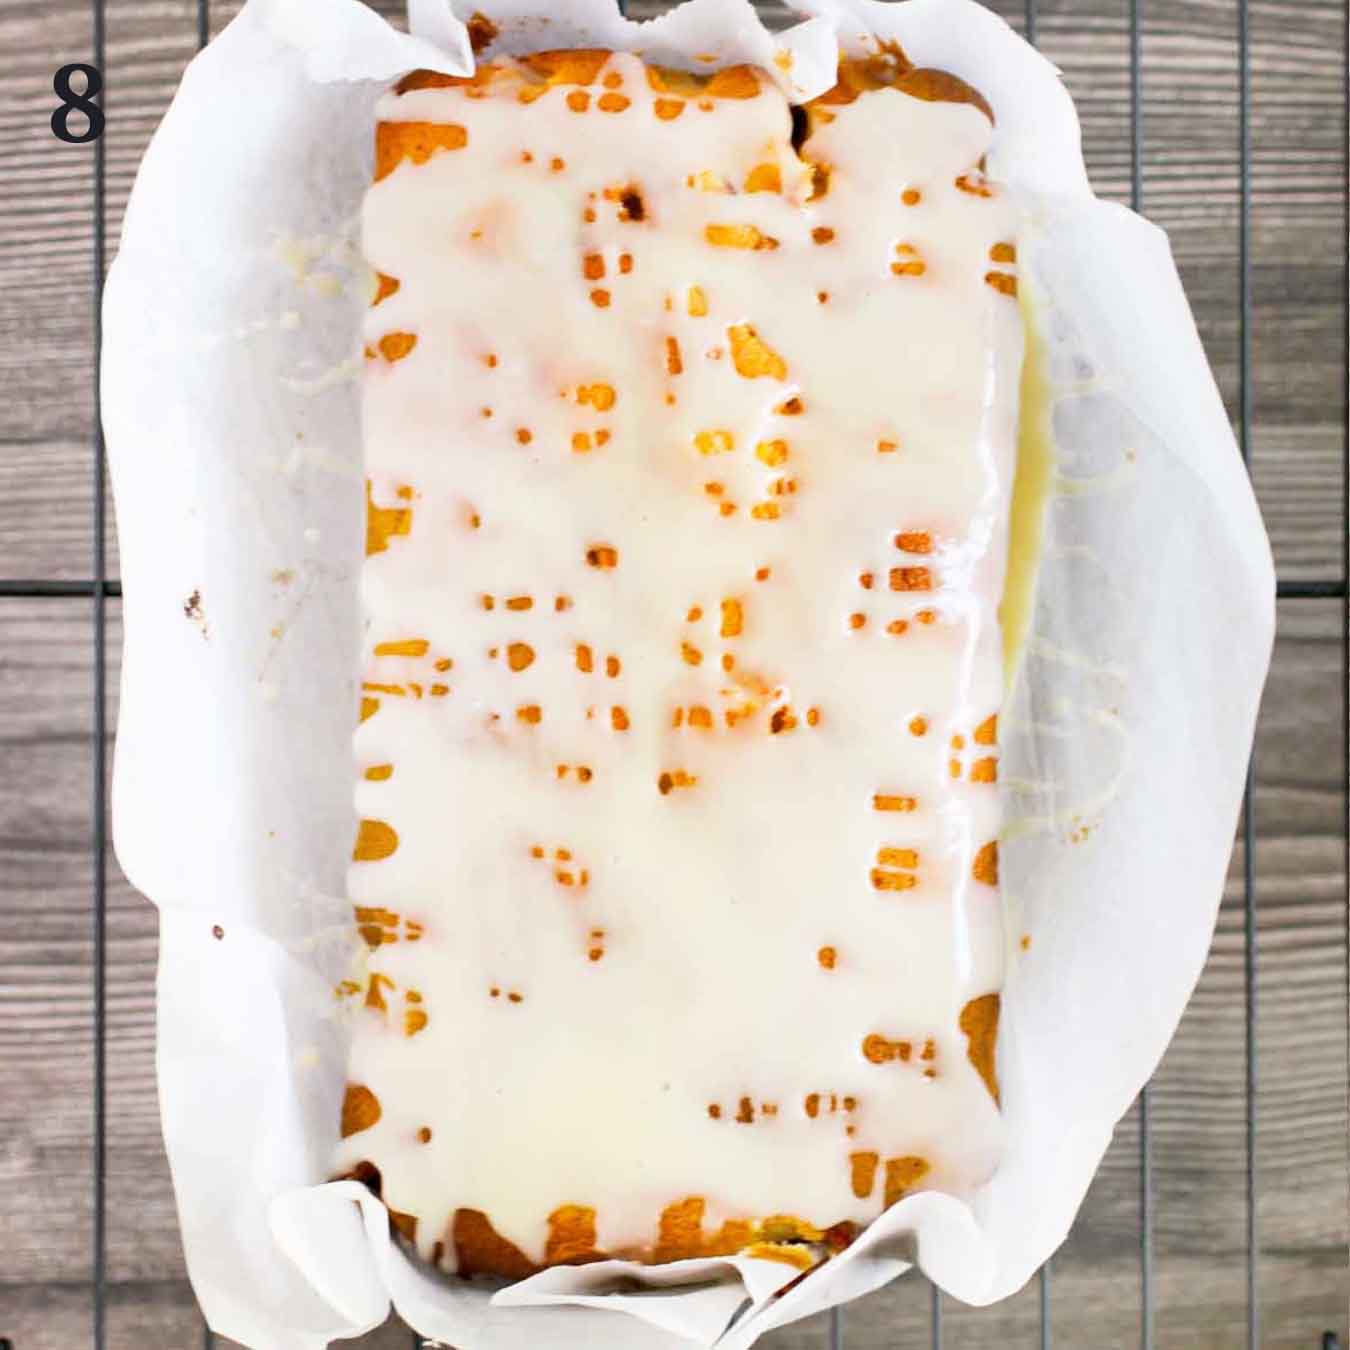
[702, 65, 763, 100]
[374, 121, 468, 181]
[339, 1158, 383, 1195]
[521, 48, 612, 86]
[882, 1155, 931, 1206]
[453, 1207, 541, 1280]
[742, 1241, 815, 1270]
[972, 839, 999, 886]
[893, 68, 994, 123]
[814, 55, 906, 106]
[340, 1084, 382, 1138]
[393, 53, 766, 99]
[960, 993, 1002, 1105]
[804, 51, 993, 163]
[378, 55, 769, 185]
[373, 331, 416, 363]
[373, 1183, 873, 1276]
[466, 11, 499, 55]
[365, 483, 413, 558]
[849, 1150, 880, 1199]
[652, 1195, 705, 1263]
[701, 1217, 756, 1257]
[352, 818, 399, 862]
[544, 1204, 607, 1265]
[382, 49, 989, 195]
[393, 68, 478, 95]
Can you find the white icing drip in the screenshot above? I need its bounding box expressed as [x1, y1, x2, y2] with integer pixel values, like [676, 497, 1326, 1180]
[339, 52, 1021, 1269]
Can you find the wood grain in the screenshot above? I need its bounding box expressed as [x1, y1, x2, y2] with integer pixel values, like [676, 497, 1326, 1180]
[0, 0, 98, 580]
[0, 1, 1344, 1347]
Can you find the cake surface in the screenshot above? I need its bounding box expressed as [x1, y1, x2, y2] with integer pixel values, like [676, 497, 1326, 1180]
[337, 43, 1021, 1278]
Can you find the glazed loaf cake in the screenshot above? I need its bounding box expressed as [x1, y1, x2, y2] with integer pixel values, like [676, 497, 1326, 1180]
[336, 39, 1019, 1279]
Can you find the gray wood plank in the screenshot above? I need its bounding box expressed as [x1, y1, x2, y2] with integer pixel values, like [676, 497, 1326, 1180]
[0, 599, 96, 1292]
[0, 0, 97, 579]
[1, 1278, 203, 1350]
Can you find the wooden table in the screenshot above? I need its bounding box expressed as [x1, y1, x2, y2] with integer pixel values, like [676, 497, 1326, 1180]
[0, 1, 1344, 1346]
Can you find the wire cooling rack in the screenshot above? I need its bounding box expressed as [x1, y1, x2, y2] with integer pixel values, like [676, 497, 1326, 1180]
[7, 0, 1339, 1346]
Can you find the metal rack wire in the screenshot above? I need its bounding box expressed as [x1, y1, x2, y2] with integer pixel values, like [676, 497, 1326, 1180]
[20, 0, 1339, 1345]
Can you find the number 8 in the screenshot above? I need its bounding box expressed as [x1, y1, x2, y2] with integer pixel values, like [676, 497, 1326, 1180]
[52, 63, 105, 145]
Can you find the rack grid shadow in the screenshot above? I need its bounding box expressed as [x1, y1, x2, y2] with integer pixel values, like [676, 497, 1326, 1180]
[2, 0, 1341, 1346]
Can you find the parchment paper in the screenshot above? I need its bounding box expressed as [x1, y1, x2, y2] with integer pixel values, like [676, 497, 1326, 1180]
[103, 0, 1276, 1345]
